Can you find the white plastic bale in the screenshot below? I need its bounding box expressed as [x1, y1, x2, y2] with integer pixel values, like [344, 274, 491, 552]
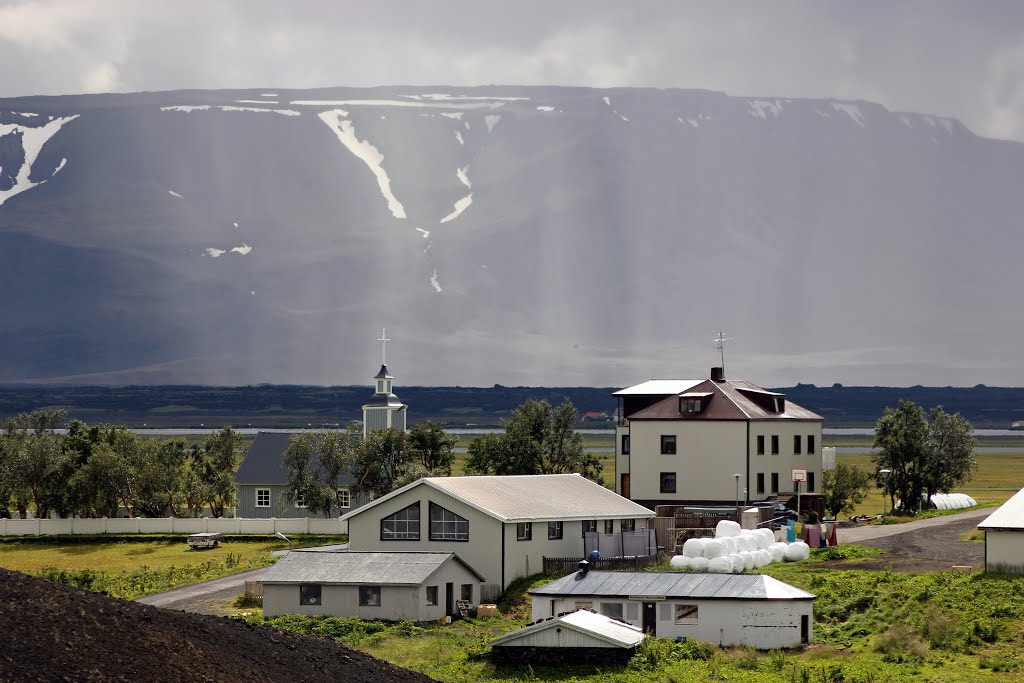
[737, 535, 755, 553]
[785, 541, 811, 562]
[728, 554, 745, 573]
[707, 556, 733, 573]
[966, 494, 977, 507]
[682, 538, 706, 558]
[768, 545, 786, 563]
[721, 537, 738, 554]
[715, 520, 742, 538]
[757, 528, 776, 548]
[757, 549, 772, 566]
[670, 555, 692, 570]
[689, 557, 709, 572]
[703, 539, 726, 559]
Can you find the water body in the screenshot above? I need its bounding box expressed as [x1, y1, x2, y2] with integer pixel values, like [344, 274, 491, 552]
[837, 447, 1023, 455]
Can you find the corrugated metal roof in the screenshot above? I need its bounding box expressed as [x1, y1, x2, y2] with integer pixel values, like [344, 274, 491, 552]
[614, 380, 704, 396]
[490, 609, 644, 649]
[530, 571, 814, 601]
[261, 551, 483, 584]
[979, 486, 1024, 530]
[234, 432, 358, 486]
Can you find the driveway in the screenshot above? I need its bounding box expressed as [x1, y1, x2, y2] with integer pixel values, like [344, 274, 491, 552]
[838, 507, 994, 544]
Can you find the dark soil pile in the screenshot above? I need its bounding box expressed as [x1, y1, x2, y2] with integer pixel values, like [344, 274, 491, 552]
[0, 569, 434, 683]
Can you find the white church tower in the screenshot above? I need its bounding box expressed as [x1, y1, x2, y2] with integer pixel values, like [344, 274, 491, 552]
[362, 329, 408, 437]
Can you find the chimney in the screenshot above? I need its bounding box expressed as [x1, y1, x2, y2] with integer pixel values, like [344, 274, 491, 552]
[577, 559, 589, 576]
[711, 367, 726, 382]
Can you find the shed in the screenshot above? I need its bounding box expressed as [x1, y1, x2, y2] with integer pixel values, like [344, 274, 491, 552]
[261, 550, 484, 622]
[978, 487, 1024, 574]
[530, 570, 814, 649]
[489, 609, 644, 666]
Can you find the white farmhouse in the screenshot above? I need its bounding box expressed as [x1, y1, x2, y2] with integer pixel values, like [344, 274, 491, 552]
[978, 486, 1024, 574]
[530, 570, 815, 649]
[340, 474, 655, 598]
[261, 550, 483, 620]
[614, 367, 824, 508]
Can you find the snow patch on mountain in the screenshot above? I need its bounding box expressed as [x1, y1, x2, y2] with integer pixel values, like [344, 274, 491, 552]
[230, 243, 252, 255]
[536, 106, 555, 112]
[830, 102, 865, 127]
[204, 248, 225, 258]
[454, 130, 464, 145]
[168, 190, 183, 199]
[430, 269, 442, 292]
[0, 114, 79, 206]
[160, 105, 211, 112]
[747, 99, 784, 119]
[484, 115, 501, 132]
[317, 109, 406, 219]
[17, 112, 38, 117]
[456, 166, 471, 189]
[440, 193, 473, 223]
[441, 112, 464, 120]
[219, 105, 301, 116]
[236, 99, 280, 104]
[414, 94, 529, 101]
[293, 99, 504, 110]
[415, 227, 430, 239]
[51, 158, 67, 176]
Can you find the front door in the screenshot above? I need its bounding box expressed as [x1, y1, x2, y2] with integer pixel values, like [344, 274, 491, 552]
[621, 473, 631, 499]
[445, 582, 454, 617]
[642, 602, 657, 635]
[801, 614, 809, 644]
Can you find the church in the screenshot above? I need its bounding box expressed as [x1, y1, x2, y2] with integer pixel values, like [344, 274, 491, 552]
[233, 330, 407, 518]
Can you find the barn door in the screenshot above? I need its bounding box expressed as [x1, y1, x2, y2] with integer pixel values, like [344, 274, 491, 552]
[621, 473, 631, 499]
[642, 602, 657, 635]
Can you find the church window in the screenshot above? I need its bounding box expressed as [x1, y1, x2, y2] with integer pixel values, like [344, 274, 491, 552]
[429, 502, 469, 541]
[255, 488, 270, 508]
[381, 502, 420, 540]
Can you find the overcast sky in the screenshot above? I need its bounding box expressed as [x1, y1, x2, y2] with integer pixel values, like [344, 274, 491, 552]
[1, 1, 1022, 140]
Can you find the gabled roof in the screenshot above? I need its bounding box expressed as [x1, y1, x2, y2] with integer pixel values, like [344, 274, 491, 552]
[978, 486, 1024, 530]
[530, 571, 815, 601]
[234, 432, 357, 486]
[626, 379, 822, 422]
[613, 380, 704, 396]
[260, 551, 484, 585]
[489, 609, 644, 649]
[340, 474, 655, 523]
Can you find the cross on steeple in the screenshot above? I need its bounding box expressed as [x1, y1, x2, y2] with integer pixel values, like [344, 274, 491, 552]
[378, 328, 390, 366]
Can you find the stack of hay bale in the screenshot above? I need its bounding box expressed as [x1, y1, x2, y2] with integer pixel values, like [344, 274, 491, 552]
[669, 520, 811, 573]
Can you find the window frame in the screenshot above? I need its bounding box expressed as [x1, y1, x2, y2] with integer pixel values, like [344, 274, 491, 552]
[460, 584, 473, 603]
[582, 520, 598, 536]
[359, 585, 381, 607]
[771, 435, 780, 455]
[621, 434, 630, 455]
[674, 603, 699, 625]
[771, 472, 779, 494]
[299, 584, 321, 606]
[255, 488, 271, 508]
[426, 585, 438, 606]
[756, 473, 765, 494]
[429, 501, 470, 542]
[794, 435, 802, 455]
[547, 521, 563, 540]
[680, 398, 702, 413]
[517, 521, 532, 541]
[660, 472, 677, 494]
[807, 434, 816, 454]
[621, 519, 636, 532]
[599, 602, 624, 619]
[660, 435, 677, 455]
[337, 488, 351, 509]
[603, 519, 615, 534]
[294, 492, 307, 509]
[380, 502, 421, 541]
[756, 435, 765, 455]
[808, 471, 816, 493]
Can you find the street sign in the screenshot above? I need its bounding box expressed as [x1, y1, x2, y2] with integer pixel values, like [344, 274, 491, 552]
[791, 468, 807, 483]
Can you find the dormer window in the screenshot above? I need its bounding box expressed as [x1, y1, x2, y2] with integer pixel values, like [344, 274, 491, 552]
[680, 398, 701, 413]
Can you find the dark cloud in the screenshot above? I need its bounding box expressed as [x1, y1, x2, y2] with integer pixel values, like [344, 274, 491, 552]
[1, 0, 1023, 139]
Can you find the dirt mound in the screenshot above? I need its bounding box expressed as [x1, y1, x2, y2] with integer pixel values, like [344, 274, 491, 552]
[0, 569, 434, 683]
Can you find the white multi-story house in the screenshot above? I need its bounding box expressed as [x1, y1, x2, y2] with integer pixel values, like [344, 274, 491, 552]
[614, 367, 824, 509]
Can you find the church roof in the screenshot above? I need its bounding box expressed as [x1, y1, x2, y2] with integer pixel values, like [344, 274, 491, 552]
[374, 364, 393, 380]
[234, 431, 358, 486]
[363, 393, 407, 408]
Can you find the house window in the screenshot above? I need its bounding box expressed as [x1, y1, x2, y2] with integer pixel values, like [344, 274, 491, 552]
[756, 473, 765, 494]
[256, 488, 271, 508]
[674, 604, 699, 625]
[380, 502, 420, 540]
[808, 471, 816, 493]
[337, 488, 351, 509]
[603, 520, 615, 534]
[359, 586, 381, 607]
[660, 435, 677, 455]
[621, 434, 630, 455]
[299, 585, 321, 606]
[548, 521, 563, 540]
[517, 522, 532, 541]
[794, 435, 802, 455]
[574, 600, 593, 610]
[771, 472, 779, 494]
[660, 472, 676, 494]
[582, 520, 598, 536]
[680, 398, 702, 413]
[771, 435, 779, 455]
[807, 435, 816, 454]
[756, 435, 765, 455]
[600, 602, 624, 619]
[294, 492, 306, 509]
[426, 585, 438, 606]
[460, 584, 473, 602]
[622, 519, 636, 532]
[430, 502, 469, 541]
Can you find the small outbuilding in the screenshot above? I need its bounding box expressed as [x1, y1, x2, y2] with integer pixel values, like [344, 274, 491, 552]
[530, 570, 814, 649]
[261, 550, 484, 621]
[489, 609, 644, 666]
[978, 487, 1024, 574]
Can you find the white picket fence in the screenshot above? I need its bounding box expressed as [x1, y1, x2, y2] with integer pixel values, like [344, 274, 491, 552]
[0, 516, 347, 537]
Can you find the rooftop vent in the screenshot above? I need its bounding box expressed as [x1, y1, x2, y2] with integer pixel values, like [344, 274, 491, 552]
[711, 367, 726, 382]
[577, 559, 589, 576]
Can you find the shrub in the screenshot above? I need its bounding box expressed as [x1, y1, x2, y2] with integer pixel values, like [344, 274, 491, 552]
[874, 625, 927, 663]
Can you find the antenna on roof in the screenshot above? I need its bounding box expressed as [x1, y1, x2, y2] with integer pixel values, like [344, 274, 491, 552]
[713, 331, 732, 372]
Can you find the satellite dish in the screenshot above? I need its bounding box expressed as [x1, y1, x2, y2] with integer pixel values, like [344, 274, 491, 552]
[275, 531, 290, 542]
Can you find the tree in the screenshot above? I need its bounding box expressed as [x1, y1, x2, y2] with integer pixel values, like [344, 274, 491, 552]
[353, 428, 412, 498]
[202, 427, 238, 517]
[3, 410, 70, 519]
[464, 399, 602, 483]
[408, 421, 458, 476]
[282, 424, 361, 517]
[822, 463, 871, 518]
[873, 400, 977, 514]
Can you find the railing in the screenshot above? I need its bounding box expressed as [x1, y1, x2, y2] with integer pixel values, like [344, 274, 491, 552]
[542, 554, 659, 575]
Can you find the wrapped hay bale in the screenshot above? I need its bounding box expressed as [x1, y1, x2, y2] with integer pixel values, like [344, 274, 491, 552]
[689, 556, 709, 572]
[669, 555, 692, 570]
[720, 537, 738, 555]
[756, 549, 773, 567]
[784, 541, 811, 562]
[768, 544, 786, 563]
[715, 520, 742, 538]
[739, 551, 756, 571]
[707, 556, 733, 573]
[703, 539, 726, 559]
[727, 554, 745, 573]
[756, 528, 775, 549]
[682, 537, 706, 558]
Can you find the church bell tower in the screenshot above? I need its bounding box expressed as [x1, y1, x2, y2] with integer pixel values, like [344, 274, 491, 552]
[361, 329, 408, 437]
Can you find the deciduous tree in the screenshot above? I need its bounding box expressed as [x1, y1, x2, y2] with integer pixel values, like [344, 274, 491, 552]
[822, 463, 871, 518]
[353, 428, 411, 498]
[408, 421, 458, 476]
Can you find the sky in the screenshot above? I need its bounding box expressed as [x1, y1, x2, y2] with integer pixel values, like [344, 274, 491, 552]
[2, 0, 1024, 142]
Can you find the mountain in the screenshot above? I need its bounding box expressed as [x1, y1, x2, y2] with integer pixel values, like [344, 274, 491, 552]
[1, 87, 1022, 387]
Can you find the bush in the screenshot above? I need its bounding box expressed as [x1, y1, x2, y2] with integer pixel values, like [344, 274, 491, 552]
[873, 625, 927, 663]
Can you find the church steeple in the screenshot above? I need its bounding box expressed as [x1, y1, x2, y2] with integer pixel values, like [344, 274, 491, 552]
[362, 329, 408, 437]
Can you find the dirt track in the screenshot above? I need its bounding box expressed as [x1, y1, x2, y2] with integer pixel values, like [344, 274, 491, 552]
[0, 569, 434, 683]
[821, 515, 987, 573]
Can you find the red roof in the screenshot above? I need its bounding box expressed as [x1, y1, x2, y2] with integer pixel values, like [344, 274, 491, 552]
[627, 379, 822, 422]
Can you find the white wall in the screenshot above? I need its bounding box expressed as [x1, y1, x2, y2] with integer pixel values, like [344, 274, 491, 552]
[534, 595, 813, 649]
[985, 530, 1024, 574]
[749, 420, 823, 499]
[0, 517, 347, 536]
